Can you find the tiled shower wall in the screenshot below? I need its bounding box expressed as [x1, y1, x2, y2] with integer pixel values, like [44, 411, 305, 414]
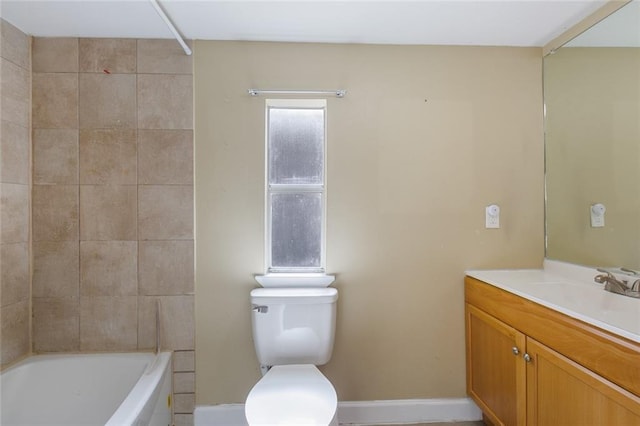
[0, 20, 32, 366]
[30, 37, 195, 423]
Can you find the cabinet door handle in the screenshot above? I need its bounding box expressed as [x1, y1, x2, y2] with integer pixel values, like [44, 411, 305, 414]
[523, 353, 532, 362]
[512, 346, 519, 355]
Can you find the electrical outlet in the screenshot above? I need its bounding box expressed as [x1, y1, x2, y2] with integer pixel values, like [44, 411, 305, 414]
[486, 204, 500, 229]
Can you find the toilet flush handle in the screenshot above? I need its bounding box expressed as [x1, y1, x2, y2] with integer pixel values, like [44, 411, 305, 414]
[252, 304, 269, 314]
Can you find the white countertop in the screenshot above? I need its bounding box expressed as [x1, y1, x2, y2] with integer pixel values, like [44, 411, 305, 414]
[466, 260, 640, 343]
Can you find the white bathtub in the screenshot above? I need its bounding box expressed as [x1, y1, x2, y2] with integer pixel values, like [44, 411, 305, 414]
[0, 351, 172, 426]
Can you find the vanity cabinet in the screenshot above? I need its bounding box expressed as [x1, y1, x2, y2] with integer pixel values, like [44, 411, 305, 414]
[466, 304, 526, 425]
[465, 276, 640, 426]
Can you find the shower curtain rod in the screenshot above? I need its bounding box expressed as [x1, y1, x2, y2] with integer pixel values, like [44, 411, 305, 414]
[248, 89, 347, 98]
[149, 0, 192, 56]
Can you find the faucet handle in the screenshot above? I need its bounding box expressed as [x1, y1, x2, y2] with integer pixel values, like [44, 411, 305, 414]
[595, 268, 615, 281]
[596, 268, 614, 275]
[620, 267, 640, 276]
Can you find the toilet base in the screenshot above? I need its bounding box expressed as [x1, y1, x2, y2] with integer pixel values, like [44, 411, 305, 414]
[245, 364, 337, 426]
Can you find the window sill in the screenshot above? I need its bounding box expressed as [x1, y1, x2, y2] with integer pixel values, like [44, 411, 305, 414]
[254, 273, 335, 288]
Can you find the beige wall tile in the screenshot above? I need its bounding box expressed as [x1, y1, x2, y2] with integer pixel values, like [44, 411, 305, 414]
[138, 185, 193, 240]
[138, 295, 194, 351]
[137, 296, 159, 351]
[33, 129, 79, 185]
[0, 32, 196, 370]
[1, 183, 30, 243]
[1, 120, 30, 184]
[139, 240, 193, 295]
[32, 185, 79, 242]
[79, 129, 137, 184]
[0, 20, 30, 70]
[1, 58, 30, 126]
[173, 393, 195, 414]
[79, 38, 136, 73]
[32, 241, 79, 298]
[0, 242, 29, 306]
[79, 73, 136, 129]
[174, 414, 194, 426]
[0, 300, 30, 365]
[0, 89, 30, 126]
[138, 130, 193, 184]
[80, 241, 137, 296]
[137, 74, 193, 129]
[80, 185, 137, 240]
[163, 296, 194, 351]
[173, 372, 195, 394]
[173, 350, 195, 372]
[1, 57, 30, 104]
[137, 39, 192, 74]
[0, 28, 31, 368]
[80, 296, 137, 351]
[32, 37, 79, 72]
[32, 297, 80, 352]
[32, 73, 78, 129]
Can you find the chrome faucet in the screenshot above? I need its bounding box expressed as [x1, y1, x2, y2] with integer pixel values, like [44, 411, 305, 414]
[594, 268, 640, 298]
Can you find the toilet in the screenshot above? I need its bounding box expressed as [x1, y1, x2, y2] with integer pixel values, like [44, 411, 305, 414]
[245, 287, 339, 426]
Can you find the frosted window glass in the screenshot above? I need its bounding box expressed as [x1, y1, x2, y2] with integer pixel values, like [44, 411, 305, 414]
[271, 193, 322, 269]
[268, 108, 324, 185]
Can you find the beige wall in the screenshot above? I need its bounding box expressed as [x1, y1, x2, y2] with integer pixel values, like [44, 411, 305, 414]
[1, 19, 32, 367]
[545, 47, 640, 270]
[195, 41, 545, 405]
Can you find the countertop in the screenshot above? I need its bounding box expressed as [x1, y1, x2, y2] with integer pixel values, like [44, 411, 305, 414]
[466, 260, 640, 344]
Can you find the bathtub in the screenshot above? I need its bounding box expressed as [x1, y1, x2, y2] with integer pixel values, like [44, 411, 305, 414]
[0, 351, 172, 426]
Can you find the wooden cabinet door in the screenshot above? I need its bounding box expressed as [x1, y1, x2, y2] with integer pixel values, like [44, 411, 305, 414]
[526, 337, 640, 426]
[466, 304, 527, 426]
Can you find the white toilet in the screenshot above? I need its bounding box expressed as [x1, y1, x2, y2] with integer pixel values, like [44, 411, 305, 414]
[245, 287, 339, 426]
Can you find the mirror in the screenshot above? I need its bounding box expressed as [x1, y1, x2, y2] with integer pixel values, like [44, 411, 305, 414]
[544, 0, 640, 270]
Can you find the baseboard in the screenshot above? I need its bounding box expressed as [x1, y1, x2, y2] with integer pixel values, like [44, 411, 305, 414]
[337, 398, 482, 425]
[194, 398, 482, 425]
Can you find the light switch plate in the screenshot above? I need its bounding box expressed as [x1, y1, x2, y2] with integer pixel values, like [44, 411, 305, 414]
[590, 203, 606, 228]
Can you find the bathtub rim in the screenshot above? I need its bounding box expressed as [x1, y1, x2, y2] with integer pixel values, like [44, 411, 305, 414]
[1, 350, 165, 371]
[105, 351, 172, 426]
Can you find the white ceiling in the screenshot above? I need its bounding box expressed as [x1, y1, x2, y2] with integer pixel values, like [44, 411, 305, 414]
[0, 0, 611, 48]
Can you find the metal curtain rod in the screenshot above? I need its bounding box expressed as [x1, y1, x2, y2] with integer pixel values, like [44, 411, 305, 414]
[248, 89, 346, 98]
[149, 0, 192, 56]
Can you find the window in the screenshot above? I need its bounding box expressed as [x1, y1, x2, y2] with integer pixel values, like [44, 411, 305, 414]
[265, 99, 327, 273]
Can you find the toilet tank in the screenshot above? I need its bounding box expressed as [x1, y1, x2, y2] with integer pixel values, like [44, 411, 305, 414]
[250, 287, 338, 366]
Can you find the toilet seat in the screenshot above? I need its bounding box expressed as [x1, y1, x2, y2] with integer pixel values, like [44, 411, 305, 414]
[245, 364, 337, 426]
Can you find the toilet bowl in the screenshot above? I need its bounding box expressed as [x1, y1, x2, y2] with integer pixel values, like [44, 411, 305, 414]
[245, 364, 337, 426]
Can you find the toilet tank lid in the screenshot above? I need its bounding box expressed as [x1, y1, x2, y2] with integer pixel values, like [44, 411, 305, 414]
[251, 287, 338, 304]
[254, 273, 335, 288]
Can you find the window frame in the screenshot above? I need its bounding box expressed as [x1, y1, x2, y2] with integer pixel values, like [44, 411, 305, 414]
[264, 98, 328, 274]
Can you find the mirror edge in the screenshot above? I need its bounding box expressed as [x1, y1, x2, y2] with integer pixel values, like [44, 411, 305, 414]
[543, 0, 632, 56]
